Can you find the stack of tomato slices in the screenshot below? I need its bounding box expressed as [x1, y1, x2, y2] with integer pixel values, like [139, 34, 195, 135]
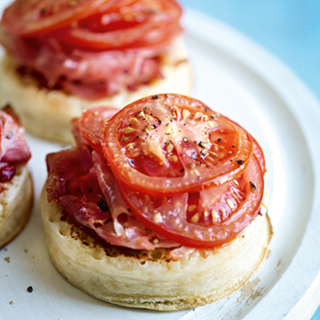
[46, 94, 265, 257]
[0, 0, 183, 100]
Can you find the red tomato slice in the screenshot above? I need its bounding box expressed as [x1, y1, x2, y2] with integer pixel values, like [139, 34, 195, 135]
[221, 115, 266, 174]
[250, 135, 266, 174]
[55, 0, 183, 50]
[1, 0, 111, 36]
[101, 94, 253, 196]
[78, 107, 118, 154]
[118, 154, 264, 248]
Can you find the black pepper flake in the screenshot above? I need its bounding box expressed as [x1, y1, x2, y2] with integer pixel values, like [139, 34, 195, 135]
[193, 140, 197, 144]
[94, 222, 102, 228]
[27, 286, 33, 293]
[250, 181, 257, 191]
[232, 145, 236, 148]
[40, 7, 47, 15]
[199, 141, 207, 148]
[87, 187, 93, 193]
[237, 159, 244, 165]
[180, 168, 185, 173]
[127, 208, 132, 212]
[217, 138, 222, 142]
[152, 95, 159, 99]
[97, 199, 108, 211]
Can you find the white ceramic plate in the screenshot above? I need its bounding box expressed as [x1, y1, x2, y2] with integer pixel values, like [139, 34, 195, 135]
[1, 5, 320, 320]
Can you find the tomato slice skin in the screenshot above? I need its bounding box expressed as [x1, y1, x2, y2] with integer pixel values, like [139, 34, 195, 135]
[1, 0, 111, 36]
[101, 94, 253, 197]
[118, 154, 264, 248]
[78, 106, 118, 154]
[221, 114, 266, 174]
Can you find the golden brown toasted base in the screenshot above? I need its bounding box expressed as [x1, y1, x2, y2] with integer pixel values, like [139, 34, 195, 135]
[0, 39, 193, 144]
[0, 165, 33, 249]
[40, 184, 272, 311]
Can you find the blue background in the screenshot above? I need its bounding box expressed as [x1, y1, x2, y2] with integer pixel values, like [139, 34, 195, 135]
[179, 0, 320, 319]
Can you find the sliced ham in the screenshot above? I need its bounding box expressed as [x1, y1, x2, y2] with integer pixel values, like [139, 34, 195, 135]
[0, 106, 31, 164]
[46, 127, 180, 251]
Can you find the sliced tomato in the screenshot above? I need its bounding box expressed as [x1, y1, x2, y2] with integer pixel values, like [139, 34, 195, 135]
[221, 115, 266, 174]
[78, 107, 118, 154]
[1, 0, 111, 36]
[55, 0, 183, 50]
[250, 135, 266, 174]
[101, 94, 253, 197]
[118, 154, 264, 248]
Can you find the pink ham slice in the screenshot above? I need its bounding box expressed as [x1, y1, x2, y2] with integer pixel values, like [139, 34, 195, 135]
[0, 25, 164, 101]
[0, 106, 31, 164]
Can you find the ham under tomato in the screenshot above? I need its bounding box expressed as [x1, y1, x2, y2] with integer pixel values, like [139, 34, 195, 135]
[0, 0, 183, 101]
[2, 34, 165, 100]
[0, 108, 31, 164]
[46, 121, 179, 251]
[0, 106, 31, 187]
